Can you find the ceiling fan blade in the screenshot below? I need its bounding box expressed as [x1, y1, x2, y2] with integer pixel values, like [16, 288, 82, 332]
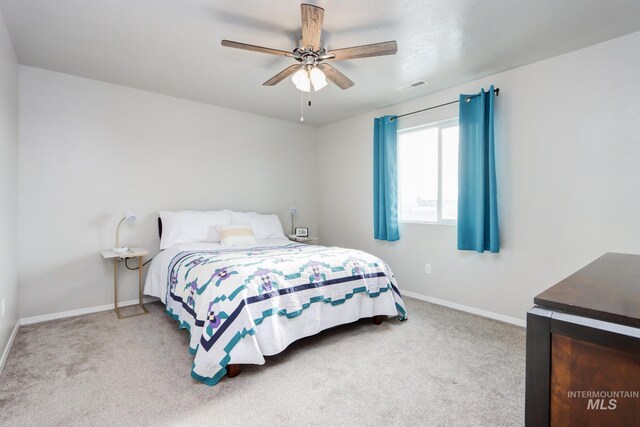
[301, 4, 324, 50]
[263, 64, 302, 86]
[221, 40, 291, 57]
[327, 41, 398, 61]
[317, 64, 354, 90]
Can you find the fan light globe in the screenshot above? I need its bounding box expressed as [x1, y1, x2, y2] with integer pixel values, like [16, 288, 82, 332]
[292, 69, 310, 92]
[309, 67, 327, 91]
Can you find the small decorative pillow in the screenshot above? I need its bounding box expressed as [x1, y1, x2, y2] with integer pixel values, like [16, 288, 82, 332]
[229, 211, 286, 240]
[217, 224, 258, 247]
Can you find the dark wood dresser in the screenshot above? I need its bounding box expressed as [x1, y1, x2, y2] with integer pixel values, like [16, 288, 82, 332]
[525, 253, 640, 426]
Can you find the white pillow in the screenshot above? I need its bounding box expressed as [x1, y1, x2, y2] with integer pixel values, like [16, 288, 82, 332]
[159, 210, 231, 249]
[230, 211, 286, 240]
[217, 224, 258, 247]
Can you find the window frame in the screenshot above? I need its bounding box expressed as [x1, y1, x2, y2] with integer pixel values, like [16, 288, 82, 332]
[397, 117, 459, 226]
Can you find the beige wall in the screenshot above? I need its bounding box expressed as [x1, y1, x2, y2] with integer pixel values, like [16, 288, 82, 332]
[16, 31, 640, 325]
[0, 8, 18, 353]
[18, 66, 318, 318]
[316, 31, 640, 322]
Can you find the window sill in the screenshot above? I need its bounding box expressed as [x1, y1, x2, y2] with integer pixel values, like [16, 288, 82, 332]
[399, 220, 456, 226]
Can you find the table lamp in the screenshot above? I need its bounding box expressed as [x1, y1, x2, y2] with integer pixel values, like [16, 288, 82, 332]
[113, 210, 136, 253]
[290, 207, 297, 235]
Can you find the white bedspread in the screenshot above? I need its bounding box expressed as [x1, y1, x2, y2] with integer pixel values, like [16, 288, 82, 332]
[144, 240, 407, 385]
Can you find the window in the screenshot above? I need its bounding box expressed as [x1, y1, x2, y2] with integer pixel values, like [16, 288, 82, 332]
[398, 119, 459, 224]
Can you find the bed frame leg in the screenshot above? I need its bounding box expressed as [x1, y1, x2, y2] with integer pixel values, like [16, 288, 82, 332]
[372, 315, 385, 325]
[227, 364, 241, 378]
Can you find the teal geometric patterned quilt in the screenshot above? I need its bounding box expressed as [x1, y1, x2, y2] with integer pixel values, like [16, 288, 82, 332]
[165, 243, 407, 385]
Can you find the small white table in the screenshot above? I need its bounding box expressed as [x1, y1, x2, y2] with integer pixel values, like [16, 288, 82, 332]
[101, 247, 149, 319]
[288, 237, 319, 245]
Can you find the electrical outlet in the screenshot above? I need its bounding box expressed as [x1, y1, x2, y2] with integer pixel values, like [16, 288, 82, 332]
[424, 263, 431, 274]
[1, 297, 4, 317]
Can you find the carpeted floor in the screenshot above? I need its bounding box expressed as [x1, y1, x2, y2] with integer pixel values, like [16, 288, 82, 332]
[0, 298, 525, 426]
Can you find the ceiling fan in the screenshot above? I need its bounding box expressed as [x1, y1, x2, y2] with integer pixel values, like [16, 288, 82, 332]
[221, 4, 398, 93]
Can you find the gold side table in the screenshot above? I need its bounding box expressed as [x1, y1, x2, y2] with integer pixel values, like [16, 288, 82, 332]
[101, 247, 149, 319]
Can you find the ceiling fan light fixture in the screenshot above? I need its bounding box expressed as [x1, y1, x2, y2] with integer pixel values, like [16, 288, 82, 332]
[221, 4, 398, 117]
[292, 68, 310, 92]
[309, 67, 327, 91]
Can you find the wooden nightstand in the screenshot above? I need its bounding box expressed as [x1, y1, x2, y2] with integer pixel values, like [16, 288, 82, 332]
[288, 236, 319, 245]
[101, 247, 149, 319]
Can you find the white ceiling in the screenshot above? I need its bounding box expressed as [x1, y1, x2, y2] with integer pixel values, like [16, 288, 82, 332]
[2, 0, 640, 126]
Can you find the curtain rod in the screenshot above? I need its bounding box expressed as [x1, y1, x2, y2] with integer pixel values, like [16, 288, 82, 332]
[390, 88, 500, 121]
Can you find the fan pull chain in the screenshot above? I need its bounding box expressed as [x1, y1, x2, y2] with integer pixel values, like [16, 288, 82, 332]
[300, 90, 304, 122]
[308, 86, 312, 107]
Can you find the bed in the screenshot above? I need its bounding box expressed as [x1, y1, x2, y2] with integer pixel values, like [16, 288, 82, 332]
[144, 210, 407, 385]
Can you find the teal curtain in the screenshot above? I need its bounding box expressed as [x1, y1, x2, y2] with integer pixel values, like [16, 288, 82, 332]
[457, 86, 499, 253]
[373, 115, 399, 241]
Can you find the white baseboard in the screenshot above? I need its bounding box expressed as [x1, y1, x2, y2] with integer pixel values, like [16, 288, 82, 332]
[0, 320, 20, 375]
[401, 290, 526, 328]
[19, 296, 159, 326]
